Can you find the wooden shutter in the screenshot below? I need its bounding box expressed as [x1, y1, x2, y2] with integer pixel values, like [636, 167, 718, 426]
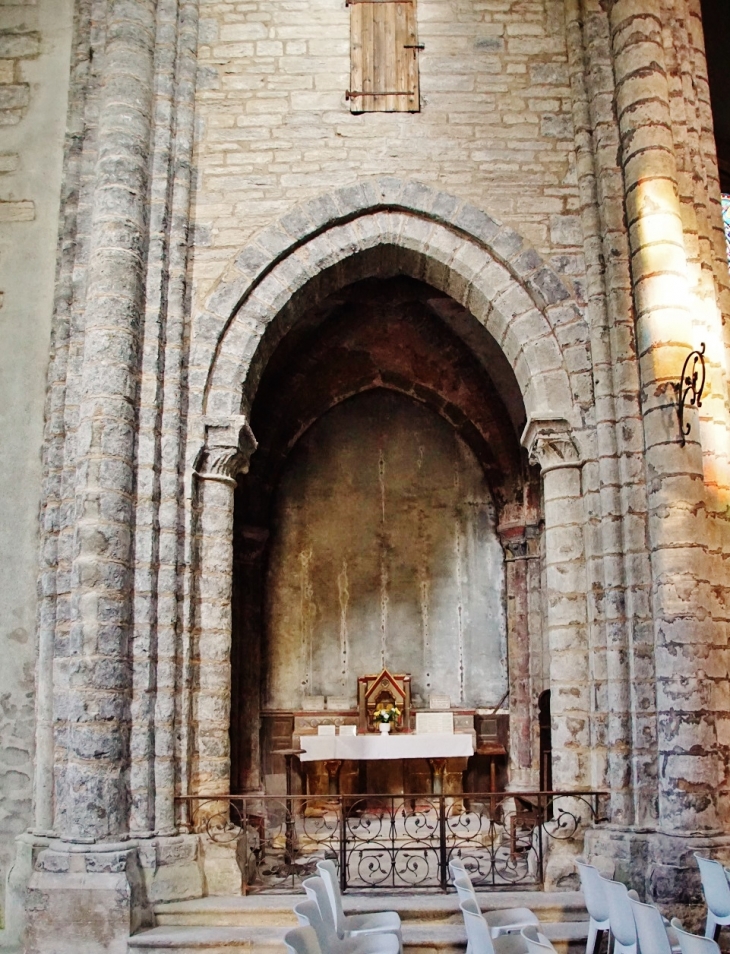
[348, 0, 420, 113]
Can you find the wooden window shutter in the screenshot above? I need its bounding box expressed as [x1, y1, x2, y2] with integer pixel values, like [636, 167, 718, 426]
[347, 0, 420, 113]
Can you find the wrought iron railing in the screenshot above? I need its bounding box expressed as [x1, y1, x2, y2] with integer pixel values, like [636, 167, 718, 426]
[176, 791, 607, 894]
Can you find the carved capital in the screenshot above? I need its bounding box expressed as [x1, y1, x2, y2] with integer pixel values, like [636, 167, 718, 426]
[196, 416, 258, 487]
[521, 416, 582, 474]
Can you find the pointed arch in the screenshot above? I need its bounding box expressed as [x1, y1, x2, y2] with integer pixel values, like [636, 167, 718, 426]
[198, 177, 590, 435]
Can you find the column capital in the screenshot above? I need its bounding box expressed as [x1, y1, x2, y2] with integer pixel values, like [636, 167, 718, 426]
[196, 416, 258, 486]
[521, 416, 582, 474]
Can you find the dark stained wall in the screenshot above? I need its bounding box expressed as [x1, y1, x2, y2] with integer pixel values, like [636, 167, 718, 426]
[264, 389, 507, 711]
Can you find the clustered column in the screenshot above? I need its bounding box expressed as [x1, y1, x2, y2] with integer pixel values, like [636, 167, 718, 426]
[606, 0, 720, 836]
[62, 0, 157, 841]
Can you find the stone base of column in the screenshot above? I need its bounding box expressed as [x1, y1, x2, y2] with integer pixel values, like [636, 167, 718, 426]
[199, 834, 247, 895]
[585, 825, 730, 920]
[24, 841, 153, 954]
[137, 833, 205, 904]
[3, 832, 51, 953]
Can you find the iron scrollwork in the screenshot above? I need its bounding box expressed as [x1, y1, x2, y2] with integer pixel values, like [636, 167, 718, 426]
[176, 790, 606, 895]
[674, 343, 706, 446]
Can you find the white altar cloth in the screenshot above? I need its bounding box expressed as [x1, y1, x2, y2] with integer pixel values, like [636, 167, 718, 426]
[299, 733, 474, 762]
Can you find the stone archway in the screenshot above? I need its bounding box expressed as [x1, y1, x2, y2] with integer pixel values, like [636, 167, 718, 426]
[190, 180, 592, 811]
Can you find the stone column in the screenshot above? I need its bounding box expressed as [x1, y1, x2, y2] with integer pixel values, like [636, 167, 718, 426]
[523, 418, 590, 793]
[523, 418, 590, 887]
[192, 419, 257, 804]
[605, 0, 720, 845]
[188, 418, 257, 897]
[499, 524, 540, 789]
[25, 7, 159, 949]
[61, 0, 157, 843]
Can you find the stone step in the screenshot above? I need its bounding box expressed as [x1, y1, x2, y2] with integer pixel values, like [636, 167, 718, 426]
[128, 920, 589, 954]
[153, 892, 587, 929]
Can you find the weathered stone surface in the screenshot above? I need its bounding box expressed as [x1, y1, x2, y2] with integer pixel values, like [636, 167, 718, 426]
[3, 0, 730, 948]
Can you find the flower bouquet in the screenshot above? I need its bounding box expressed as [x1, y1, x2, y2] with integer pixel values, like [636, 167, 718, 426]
[373, 703, 401, 734]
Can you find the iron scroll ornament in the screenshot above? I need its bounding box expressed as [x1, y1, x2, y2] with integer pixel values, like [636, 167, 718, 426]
[674, 343, 706, 446]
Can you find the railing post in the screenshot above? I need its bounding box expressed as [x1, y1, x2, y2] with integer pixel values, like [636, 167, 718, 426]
[339, 795, 347, 893]
[439, 795, 447, 892]
[537, 792, 545, 887]
[242, 797, 249, 896]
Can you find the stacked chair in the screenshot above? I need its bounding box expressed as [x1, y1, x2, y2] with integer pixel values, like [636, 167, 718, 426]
[288, 851, 730, 954]
[450, 858, 540, 939]
[450, 858, 541, 954]
[575, 861, 611, 954]
[285, 925, 323, 954]
[672, 918, 723, 954]
[292, 864, 402, 954]
[316, 860, 403, 951]
[573, 855, 726, 954]
[521, 926, 558, 954]
[694, 854, 730, 941]
[294, 896, 399, 954]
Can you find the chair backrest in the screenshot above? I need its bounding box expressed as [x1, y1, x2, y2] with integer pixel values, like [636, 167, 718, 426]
[576, 860, 610, 923]
[294, 899, 338, 953]
[316, 860, 347, 935]
[629, 898, 673, 954]
[285, 926, 323, 954]
[450, 856, 468, 879]
[695, 855, 730, 918]
[599, 876, 637, 949]
[671, 919, 722, 954]
[460, 897, 495, 954]
[521, 925, 557, 954]
[302, 878, 338, 933]
[453, 874, 477, 906]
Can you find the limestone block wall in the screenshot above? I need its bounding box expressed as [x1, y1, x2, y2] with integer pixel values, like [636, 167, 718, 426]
[0, 0, 72, 917]
[191, 0, 588, 312]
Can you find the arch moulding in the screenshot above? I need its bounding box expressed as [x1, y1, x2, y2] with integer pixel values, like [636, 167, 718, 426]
[187, 179, 595, 805]
[197, 177, 591, 447]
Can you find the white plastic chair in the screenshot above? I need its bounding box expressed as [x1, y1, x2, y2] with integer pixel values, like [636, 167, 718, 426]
[521, 926, 558, 954]
[671, 919, 722, 954]
[600, 876, 638, 954]
[629, 897, 674, 954]
[694, 853, 730, 940]
[452, 873, 540, 938]
[294, 900, 399, 954]
[575, 861, 611, 954]
[316, 860, 402, 952]
[285, 926, 324, 954]
[459, 898, 530, 954]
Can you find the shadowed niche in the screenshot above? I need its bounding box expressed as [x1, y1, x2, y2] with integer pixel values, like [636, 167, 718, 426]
[230, 276, 537, 794]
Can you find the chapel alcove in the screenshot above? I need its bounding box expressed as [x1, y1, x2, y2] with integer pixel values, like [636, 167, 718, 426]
[230, 275, 544, 797]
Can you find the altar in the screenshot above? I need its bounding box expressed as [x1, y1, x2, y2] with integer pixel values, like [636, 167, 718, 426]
[289, 669, 481, 797]
[299, 731, 474, 796]
[299, 733, 474, 762]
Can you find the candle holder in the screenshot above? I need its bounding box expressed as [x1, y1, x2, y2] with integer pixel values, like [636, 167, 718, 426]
[673, 343, 706, 446]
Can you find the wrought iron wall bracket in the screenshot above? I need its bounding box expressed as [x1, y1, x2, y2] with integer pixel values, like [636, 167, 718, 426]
[673, 342, 706, 446]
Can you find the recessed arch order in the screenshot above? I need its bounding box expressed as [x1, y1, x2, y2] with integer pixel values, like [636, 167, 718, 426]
[200, 177, 590, 431]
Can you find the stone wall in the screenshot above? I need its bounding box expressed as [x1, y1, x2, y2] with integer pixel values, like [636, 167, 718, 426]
[191, 0, 587, 311]
[265, 389, 508, 711]
[1, 0, 729, 948]
[0, 0, 72, 921]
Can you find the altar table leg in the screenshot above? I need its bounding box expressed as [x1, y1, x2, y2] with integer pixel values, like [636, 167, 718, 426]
[429, 758, 447, 796]
[325, 759, 342, 797]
